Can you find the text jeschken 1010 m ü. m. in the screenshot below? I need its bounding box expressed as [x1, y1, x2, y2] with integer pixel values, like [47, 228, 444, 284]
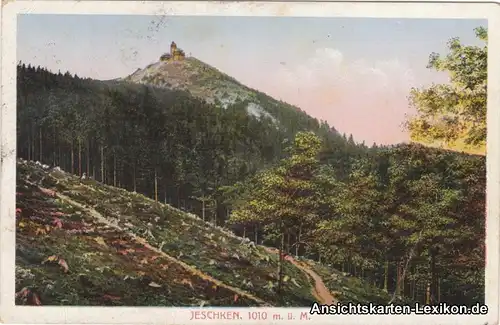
[309, 302, 489, 315]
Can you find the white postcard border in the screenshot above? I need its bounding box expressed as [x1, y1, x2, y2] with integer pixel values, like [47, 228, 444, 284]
[1, 1, 499, 324]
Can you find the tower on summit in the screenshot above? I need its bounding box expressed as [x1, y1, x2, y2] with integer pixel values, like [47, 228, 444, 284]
[160, 41, 185, 62]
[170, 41, 177, 56]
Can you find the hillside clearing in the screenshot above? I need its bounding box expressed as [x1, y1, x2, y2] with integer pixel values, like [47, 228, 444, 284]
[16, 160, 400, 306]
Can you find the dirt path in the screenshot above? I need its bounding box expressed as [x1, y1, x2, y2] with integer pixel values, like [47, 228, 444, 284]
[264, 247, 337, 305]
[290, 259, 336, 305]
[33, 183, 271, 307]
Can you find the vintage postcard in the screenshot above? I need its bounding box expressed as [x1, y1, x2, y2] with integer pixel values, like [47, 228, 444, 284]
[1, 1, 499, 324]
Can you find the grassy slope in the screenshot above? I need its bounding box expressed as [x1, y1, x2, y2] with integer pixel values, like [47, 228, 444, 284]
[16, 160, 400, 306]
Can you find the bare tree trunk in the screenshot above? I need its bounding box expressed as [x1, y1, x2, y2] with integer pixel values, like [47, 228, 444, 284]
[70, 140, 74, 174]
[28, 133, 31, 161]
[53, 127, 56, 166]
[31, 125, 35, 161]
[133, 161, 137, 192]
[202, 198, 206, 221]
[154, 167, 158, 202]
[396, 261, 401, 296]
[277, 220, 285, 298]
[296, 223, 302, 256]
[78, 138, 82, 176]
[113, 154, 117, 187]
[39, 128, 42, 162]
[411, 277, 415, 300]
[389, 231, 422, 304]
[32, 133, 35, 161]
[100, 145, 104, 183]
[437, 277, 441, 303]
[383, 259, 389, 292]
[426, 283, 431, 304]
[430, 247, 438, 304]
[401, 261, 405, 296]
[286, 231, 291, 254]
[86, 139, 90, 176]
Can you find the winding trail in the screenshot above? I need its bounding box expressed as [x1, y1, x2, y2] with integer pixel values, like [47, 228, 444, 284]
[264, 247, 337, 305]
[27, 173, 336, 307]
[291, 259, 336, 305]
[32, 181, 271, 307]
[66, 178, 334, 305]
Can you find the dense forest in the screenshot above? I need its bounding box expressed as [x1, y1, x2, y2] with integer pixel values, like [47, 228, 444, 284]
[16, 27, 486, 307]
[16, 62, 366, 219]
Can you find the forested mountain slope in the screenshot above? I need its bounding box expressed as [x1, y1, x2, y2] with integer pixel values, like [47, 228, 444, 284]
[17, 63, 364, 225]
[16, 55, 485, 307]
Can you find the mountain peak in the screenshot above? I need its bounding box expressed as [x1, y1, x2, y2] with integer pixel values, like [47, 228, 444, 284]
[124, 56, 246, 105]
[123, 45, 282, 124]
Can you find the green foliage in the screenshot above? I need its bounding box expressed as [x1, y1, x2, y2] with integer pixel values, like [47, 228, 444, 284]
[17, 40, 486, 308]
[406, 27, 487, 151]
[231, 141, 485, 305]
[230, 131, 322, 227]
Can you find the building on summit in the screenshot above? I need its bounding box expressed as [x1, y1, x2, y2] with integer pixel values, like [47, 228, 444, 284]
[160, 41, 186, 62]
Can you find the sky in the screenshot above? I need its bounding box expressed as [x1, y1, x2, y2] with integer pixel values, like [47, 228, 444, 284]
[17, 15, 487, 145]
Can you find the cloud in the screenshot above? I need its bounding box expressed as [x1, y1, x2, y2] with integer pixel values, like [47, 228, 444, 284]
[263, 47, 418, 145]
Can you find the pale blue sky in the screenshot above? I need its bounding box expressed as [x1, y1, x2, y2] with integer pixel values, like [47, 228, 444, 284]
[17, 15, 487, 144]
